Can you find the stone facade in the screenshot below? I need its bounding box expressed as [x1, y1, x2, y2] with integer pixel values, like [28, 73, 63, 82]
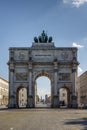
[0, 77, 9, 105]
[8, 32, 78, 108]
[78, 71, 87, 106]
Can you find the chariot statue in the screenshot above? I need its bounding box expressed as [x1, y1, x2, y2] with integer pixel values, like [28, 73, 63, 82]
[34, 30, 53, 43]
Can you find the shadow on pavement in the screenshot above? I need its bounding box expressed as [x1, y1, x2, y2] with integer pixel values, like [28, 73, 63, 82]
[64, 118, 87, 130]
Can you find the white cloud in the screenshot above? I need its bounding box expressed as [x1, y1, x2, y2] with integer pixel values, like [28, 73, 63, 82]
[63, 0, 71, 3]
[78, 66, 83, 75]
[72, 0, 87, 7]
[72, 42, 84, 48]
[63, 0, 87, 7]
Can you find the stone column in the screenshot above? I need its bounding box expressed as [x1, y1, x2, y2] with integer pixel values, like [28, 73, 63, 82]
[71, 68, 77, 108]
[53, 60, 59, 108]
[29, 70, 32, 95]
[72, 69, 76, 95]
[8, 67, 15, 108]
[27, 62, 33, 108]
[54, 70, 58, 95]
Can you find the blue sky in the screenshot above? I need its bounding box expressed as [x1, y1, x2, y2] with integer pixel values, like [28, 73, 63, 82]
[0, 0, 87, 98]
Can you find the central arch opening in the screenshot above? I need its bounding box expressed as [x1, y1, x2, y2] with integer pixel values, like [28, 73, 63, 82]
[34, 75, 51, 108]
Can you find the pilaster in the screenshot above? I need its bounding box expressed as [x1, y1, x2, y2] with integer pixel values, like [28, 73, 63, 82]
[8, 64, 15, 108]
[53, 59, 58, 95]
[71, 67, 78, 108]
[27, 62, 34, 108]
[53, 59, 59, 107]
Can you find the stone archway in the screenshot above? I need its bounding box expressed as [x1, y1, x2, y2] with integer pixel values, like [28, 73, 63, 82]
[8, 31, 78, 108]
[33, 73, 52, 108]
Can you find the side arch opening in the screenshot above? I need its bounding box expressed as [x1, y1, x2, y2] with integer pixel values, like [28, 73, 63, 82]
[17, 87, 27, 108]
[59, 87, 70, 108]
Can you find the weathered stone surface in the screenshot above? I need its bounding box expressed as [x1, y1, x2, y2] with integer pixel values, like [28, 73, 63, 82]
[8, 34, 78, 108]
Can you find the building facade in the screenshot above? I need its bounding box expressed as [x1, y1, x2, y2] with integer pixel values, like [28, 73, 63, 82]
[8, 31, 79, 108]
[78, 71, 87, 106]
[0, 77, 9, 106]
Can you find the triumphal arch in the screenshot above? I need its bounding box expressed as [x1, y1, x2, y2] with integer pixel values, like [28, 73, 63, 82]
[8, 31, 78, 108]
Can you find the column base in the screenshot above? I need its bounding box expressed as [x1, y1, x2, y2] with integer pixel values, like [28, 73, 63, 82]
[8, 96, 17, 108]
[8, 103, 17, 108]
[27, 96, 34, 108]
[52, 95, 59, 108]
[71, 95, 78, 108]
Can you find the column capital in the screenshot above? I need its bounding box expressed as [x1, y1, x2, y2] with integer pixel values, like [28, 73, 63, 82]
[72, 69, 76, 73]
[10, 69, 14, 72]
[28, 63, 32, 70]
[53, 60, 58, 71]
[54, 68, 58, 73]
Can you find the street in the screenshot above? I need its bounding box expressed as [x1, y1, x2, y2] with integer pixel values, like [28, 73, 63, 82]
[0, 108, 87, 130]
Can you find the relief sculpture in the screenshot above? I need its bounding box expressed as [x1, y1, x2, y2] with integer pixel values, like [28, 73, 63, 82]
[59, 73, 70, 81]
[16, 73, 28, 80]
[61, 52, 68, 59]
[18, 52, 25, 60]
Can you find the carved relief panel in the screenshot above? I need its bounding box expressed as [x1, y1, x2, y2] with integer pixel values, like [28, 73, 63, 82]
[59, 73, 71, 81]
[16, 72, 28, 81]
[14, 50, 28, 61]
[55, 49, 73, 61]
[15, 66, 28, 81]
